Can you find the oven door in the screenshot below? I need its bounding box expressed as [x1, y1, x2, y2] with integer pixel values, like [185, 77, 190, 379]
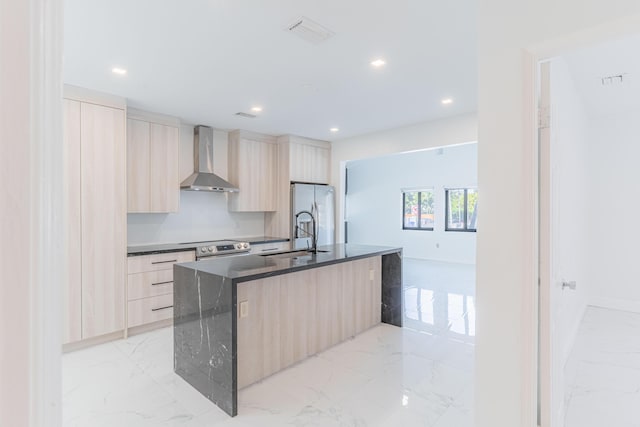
[196, 251, 251, 261]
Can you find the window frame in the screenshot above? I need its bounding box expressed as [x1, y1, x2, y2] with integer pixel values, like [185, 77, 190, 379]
[445, 188, 477, 232]
[402, 189, 434, 231]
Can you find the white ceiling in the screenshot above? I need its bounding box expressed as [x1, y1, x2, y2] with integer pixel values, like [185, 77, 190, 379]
[563, 34, 640, 119]
[63, 0, 477, 141]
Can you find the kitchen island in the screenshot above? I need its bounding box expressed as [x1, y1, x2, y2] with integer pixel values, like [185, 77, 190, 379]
[173, 243, 402, 416]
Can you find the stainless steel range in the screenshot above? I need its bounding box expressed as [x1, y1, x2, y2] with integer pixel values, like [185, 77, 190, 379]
[191, 240, 251, 259]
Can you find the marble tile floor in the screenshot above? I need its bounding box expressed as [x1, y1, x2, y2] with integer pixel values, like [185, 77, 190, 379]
[63, 258, 475, 427]
[564, 306, 640, 427]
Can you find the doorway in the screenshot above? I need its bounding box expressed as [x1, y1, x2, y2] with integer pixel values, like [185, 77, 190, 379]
[538, 33, 640, 426]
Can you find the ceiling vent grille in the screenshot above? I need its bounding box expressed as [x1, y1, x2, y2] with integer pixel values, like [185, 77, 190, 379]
[235, 112, 257, 119]
[285, 16, 334, 44]
[601, 74, 625, 86]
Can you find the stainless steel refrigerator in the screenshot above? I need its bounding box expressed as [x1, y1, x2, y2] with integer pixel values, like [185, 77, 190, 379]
[291, 183, 335, 250]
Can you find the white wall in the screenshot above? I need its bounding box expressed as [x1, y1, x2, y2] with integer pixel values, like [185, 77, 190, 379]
[346, 143, 477, 263]
[127, 125, 265, 245]
[477, 2, 640, 427]
[548, 57, 591, 425]
[587, 108, 640, 311]
[331, 113, 478, 243]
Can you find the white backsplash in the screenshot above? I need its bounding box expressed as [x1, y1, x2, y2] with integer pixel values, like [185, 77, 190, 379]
[127, 191, 265, 245]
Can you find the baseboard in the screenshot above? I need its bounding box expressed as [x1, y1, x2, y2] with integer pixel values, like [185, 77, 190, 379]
[62, 320, 173, 353]
[589, 296, 640, 314]
[62, 330, 125, 353]
[127, 318, 172, 336]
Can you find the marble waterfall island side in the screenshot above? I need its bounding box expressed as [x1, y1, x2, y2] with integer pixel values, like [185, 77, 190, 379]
[173, 243, 402, 416]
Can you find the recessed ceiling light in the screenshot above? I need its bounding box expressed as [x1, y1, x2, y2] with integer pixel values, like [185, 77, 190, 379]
[441, 98, 453, 105]
[111, 67, 127, 75]
[370, 59, 386, 68]
[250, 106, 263, 113]
[330, 127, 339, 133]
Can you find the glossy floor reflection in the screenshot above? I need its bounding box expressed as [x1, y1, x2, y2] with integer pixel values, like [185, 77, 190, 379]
[564, 307, 640, 427]
[63, 258, 475, 427]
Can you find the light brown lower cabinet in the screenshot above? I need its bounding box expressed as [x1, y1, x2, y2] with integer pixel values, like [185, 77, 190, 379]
[237, 256, 382, 389]
[126, 250, 195, 330]
[127, 294, 175, 328]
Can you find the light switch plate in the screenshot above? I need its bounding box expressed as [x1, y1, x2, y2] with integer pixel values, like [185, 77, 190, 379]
[239, 301, 249, 318]
[369, 269, 375, 281]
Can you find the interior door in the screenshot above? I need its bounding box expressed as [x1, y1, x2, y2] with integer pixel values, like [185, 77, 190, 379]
[539, 60, 553, 427]
[540, 56, 593, 427]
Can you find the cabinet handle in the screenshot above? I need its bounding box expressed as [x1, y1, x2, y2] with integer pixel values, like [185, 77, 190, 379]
[151, 280, 173, 286]
[261, 248, 278, 252]
[151, 259, 178, 265]
[151, 305, 173, 312]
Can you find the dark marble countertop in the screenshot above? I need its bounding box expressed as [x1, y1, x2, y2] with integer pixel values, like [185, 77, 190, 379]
[176, 243, 402, 283]
[127, 236, 289, 256]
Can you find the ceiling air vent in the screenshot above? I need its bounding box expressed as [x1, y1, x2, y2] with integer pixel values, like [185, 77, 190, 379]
[285, 16, 334, 44]
[235, 112, 257, 119]
[601, 74, 626, 86]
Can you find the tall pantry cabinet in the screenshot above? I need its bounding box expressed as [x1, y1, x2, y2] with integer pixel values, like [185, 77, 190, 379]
[63, 87, 127, 345]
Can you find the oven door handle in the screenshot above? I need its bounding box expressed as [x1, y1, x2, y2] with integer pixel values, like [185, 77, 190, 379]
[197, 251, 251, 260]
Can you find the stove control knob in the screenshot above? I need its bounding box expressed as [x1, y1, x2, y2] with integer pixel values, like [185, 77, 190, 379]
[243, 243, 249, 249]
[210, 246, 216, 252]
[200, 247, 207, 253]
[207, 246, 213, 252]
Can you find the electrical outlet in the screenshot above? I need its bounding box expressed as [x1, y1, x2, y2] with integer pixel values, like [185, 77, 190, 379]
[369, 269, 375, 281]
[239, 301, 249, 318]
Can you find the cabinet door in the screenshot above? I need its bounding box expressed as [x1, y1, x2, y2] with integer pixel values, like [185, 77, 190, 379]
[80, 102, 126, 339]
[149, 123, 179, 212]
[259, 139, 278, 211]
[63, 99, 82, 344]
[229, 137, 277, 212]
[126, 119, 150, 212]
[289, 143, 330, 184]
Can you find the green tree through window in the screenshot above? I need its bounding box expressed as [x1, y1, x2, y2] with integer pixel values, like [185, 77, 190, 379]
[403, 190, 434, 230]
[446, 188, 477, 232]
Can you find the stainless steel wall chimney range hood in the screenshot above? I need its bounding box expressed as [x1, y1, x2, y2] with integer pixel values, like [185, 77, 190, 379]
[180, 125, 239, 192]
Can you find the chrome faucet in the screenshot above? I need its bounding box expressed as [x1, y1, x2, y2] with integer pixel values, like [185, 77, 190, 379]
[294, 210, 317, 253]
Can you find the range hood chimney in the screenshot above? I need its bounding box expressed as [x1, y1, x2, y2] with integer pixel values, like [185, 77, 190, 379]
[180, 126, 239, 192]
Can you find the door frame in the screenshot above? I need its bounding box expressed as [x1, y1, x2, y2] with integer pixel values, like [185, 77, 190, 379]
[525, 17, 640, 427]
[1, 0, 64, 426]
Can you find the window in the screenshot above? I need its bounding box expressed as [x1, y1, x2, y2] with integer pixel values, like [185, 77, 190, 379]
[445, 188, 477, 231]
[403, 189, 434, 230]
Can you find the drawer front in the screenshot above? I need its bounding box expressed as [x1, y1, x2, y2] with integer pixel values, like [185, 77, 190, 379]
[127, 250, 195, 274]
[249, 241, 290, 255]
[127, 294, 174, 328]
[127, 270, 173, 301]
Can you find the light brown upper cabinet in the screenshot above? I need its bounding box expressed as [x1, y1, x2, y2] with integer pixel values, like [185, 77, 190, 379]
[288, 138, 330, 185]
[127, 110, 180, 213]
[264, 135, 331, 238]
[63, 86, 127, 344]
[227, 130, 278, 212]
